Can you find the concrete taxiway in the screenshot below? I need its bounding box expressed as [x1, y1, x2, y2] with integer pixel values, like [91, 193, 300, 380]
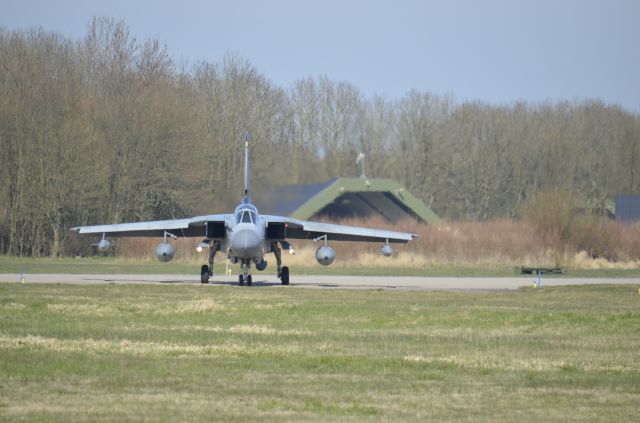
[1, 273, 639, 291]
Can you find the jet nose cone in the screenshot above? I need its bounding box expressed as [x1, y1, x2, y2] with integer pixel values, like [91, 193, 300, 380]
[230, 228, 261, 258]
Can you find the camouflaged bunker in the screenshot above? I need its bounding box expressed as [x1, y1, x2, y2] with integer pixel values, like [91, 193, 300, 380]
[256, 177, 439, 224]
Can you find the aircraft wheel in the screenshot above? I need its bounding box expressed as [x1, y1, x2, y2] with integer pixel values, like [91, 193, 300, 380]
[280, 266, 289, 285]
[238, 274, 244, 286]
[247, 275, 252, 286]
[200, 265, 210, 284]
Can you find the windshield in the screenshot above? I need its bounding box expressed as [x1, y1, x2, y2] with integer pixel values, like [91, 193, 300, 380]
[235, 210, 257, 224]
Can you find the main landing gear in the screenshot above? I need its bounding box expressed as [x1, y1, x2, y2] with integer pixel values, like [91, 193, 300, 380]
[201, 241, 292, 287]
[200, 265, 210, 284]
[200, 241, 220, 284]
[279, 266, 289, 285]
[272, 241, 289, 285]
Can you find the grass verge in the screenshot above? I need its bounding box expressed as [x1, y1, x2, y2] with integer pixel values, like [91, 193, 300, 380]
[1, 283, 639, 421]
[2, 256, 640, 277]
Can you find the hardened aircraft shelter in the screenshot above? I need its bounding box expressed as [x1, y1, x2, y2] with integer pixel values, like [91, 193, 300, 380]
[256, 177, 439, 224]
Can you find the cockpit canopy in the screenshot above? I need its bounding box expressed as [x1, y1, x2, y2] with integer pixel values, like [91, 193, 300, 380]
[234, 204, 258, 224]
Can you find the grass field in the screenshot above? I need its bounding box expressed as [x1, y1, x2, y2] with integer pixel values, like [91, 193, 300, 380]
[1, 283, 639, 422]
[2, 255, 640, 278]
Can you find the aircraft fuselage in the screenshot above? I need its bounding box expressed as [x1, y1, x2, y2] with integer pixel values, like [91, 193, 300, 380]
[226, 203, 267, 261]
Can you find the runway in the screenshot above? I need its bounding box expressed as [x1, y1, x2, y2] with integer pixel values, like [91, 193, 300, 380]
[1, 273, 640, 291]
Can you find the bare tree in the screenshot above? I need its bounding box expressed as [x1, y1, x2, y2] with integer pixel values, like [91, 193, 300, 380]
[1, 19, 639, 256]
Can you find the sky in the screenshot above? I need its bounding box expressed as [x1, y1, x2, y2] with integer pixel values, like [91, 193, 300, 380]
[1, 0, 638, 111]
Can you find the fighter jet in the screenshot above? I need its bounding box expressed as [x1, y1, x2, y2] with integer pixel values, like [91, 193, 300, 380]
[71, 139, 417, 285]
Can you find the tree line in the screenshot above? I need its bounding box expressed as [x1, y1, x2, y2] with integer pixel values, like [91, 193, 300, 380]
[1, 18, 639, 256]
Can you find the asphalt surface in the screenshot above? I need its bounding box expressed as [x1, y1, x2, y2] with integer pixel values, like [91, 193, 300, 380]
[2, 273, 640, 291]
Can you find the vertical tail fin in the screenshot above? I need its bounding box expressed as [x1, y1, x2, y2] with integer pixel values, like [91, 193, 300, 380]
[243, 133, 250, 203]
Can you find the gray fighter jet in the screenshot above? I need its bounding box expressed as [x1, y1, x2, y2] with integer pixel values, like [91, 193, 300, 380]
[71, 140, 417, 285]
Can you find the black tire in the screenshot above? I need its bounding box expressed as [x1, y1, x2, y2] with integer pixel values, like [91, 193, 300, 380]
[200, 265, 209, 284]
[247, 275, 252, 286]
[280, 266, 289, 285]
[238, 274, 244, 286]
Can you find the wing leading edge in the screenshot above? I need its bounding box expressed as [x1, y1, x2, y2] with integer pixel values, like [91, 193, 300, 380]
[264, 215, 417, 243]
[69, 215, 227, 238]
[71, 214, 417, 243]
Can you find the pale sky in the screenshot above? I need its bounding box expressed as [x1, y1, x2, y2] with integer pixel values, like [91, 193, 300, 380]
[1, 0, 638, 111]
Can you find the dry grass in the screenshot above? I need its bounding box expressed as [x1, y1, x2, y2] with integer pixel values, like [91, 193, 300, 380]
[46, 298, 236, 317]
[0, 334, 298, 357]
[110, 217, 640, 270]
[143, 324, 311, 336]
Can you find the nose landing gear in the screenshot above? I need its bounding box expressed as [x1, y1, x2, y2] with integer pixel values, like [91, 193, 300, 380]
[239, 260, 252, 286]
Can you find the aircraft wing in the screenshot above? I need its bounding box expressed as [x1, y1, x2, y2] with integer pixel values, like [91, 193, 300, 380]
[69, 215, 228, 238]
[264, 215, 417, 243]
